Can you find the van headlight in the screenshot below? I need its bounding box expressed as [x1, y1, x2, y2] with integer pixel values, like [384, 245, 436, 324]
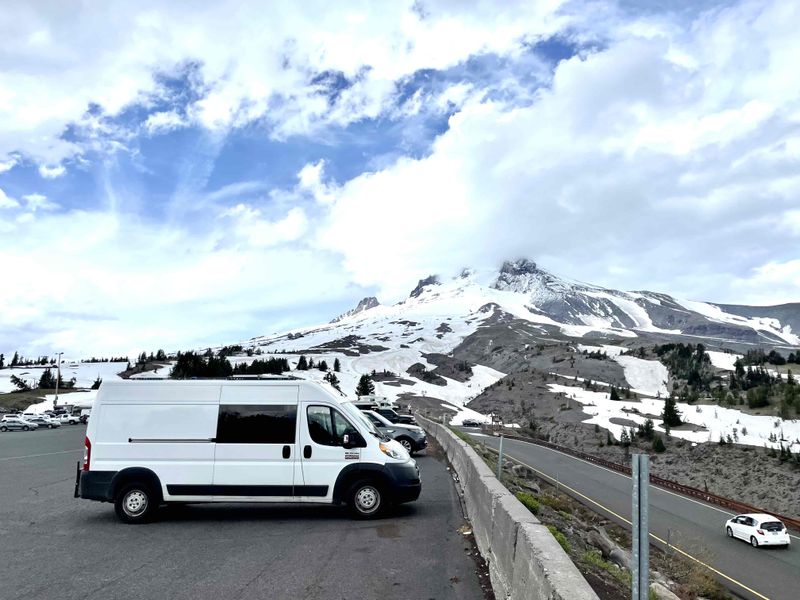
[379, 442, 405, 460]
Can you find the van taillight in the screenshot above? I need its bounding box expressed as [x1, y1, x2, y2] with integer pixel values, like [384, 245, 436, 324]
[82, 437, 91, 471]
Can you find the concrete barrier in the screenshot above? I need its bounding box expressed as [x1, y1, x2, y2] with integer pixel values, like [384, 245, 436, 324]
[419, 417, 599, 600]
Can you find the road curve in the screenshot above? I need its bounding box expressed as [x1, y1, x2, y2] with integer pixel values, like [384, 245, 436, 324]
[465, 430, 799, 600]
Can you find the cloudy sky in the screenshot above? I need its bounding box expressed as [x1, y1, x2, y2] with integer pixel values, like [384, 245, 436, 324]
[1, 0, 799, 357]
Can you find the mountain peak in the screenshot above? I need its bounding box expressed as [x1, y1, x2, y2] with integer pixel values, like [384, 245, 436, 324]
[491, 259, 560, 295]
[330, 296, 380, 323]
[409, 275, 441, 298]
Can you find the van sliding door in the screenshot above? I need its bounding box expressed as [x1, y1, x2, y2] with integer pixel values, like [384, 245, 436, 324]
[211, 386, 299, 501]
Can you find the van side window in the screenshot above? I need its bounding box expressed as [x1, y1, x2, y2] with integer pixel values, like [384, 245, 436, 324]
[216, 405, 296, 444]
[307, 406, 357, 446]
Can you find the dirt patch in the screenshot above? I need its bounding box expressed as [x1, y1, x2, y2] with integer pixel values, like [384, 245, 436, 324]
[406, 363, 447, 386]
[423, 353, 475, 383]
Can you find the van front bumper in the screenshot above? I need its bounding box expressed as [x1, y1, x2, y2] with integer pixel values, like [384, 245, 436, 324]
[386, 461, 421, 504]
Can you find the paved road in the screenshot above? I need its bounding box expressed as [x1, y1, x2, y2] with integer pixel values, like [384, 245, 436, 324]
[465, 430, 799, 600]
[0, 426, 486, 600]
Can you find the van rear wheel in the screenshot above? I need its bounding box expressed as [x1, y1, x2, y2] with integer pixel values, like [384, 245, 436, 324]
[114, 483, 157, 524]
[347, 480, 384, 519]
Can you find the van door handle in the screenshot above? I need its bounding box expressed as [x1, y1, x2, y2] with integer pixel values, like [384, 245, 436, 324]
[304, 445, 312, 459]
[282, 445, 291, 459]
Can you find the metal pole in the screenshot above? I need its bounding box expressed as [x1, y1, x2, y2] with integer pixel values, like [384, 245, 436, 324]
[497, 434, 504, 479]
[54, 352, 62, 409]
[632, 454, 649, 600]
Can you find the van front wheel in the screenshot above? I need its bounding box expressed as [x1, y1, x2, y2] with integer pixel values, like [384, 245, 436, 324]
[114, 483, 156, 524]
[348, 480, 383, 519]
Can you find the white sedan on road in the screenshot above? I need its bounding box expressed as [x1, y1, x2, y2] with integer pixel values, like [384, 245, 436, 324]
[726, 513, 791, 548]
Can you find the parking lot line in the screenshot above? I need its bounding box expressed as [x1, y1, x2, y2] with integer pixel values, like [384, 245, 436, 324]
[0, 449, 82, 462]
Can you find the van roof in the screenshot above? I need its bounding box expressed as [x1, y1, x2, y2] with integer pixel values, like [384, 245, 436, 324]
[103, 377, 303, 387]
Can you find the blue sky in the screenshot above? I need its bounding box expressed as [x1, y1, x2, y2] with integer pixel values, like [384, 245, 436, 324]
[1, 0, 799, 357]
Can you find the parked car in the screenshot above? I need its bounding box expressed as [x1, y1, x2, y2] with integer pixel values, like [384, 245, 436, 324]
[374, 407, 416, 425]
[362, 410, 427, 455]
[28, 416, 61, 429]
[461, 419, 483, 428]
[2, 413, 22, 422]
[725, 514, 791, 548]
[0, 417, 39, 432]
[76, 379, 421, 523]
[56, 414, 80, 425]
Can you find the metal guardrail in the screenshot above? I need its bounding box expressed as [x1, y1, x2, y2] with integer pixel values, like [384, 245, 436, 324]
[483, 426, 800, 533]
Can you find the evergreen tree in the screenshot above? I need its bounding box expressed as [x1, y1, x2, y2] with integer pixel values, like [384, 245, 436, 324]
[38, 368, 55, 389]
[297, 355, 309, 370]
[308, 357, 315, 369]
[609, 387, 621, 400]
[91, 376, 103, 390]
[652, 435, 666, 453]
[355, 374, 375, 397]
[334, 358, 341, 372]
[11, 351, 19, 367]
[9, 374, 30, 391]
[324, 371, 341, 391]
[0, 353, 4, 369]
[637, 418, 655, 440]
[620, 428, 631, 447]
[318, 360, 328, 371]
[662, 395, 682, 428]
[156, 349, 167, 361]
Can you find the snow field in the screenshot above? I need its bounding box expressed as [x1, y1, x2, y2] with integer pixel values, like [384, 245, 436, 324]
[549, 383, 800, 452]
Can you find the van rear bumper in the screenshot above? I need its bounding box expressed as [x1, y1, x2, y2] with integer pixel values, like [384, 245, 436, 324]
[385, 462, 421, 504]
[78, 470, 116, 502]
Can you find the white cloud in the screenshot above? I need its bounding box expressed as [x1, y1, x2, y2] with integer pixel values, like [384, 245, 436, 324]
[316, 0, 800, 303]
[38, 164, 66, 179]
[0, 158, 16, 173]
[221, 205, 309, 247]
[0, 188, 20, 209]
[0, 0, 571, 167]
[22, 193, 58, 211]
[732, 260, 800, 305]
[143, 110, 186, 134]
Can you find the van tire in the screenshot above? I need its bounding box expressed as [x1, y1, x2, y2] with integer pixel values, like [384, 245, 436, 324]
[0, 426, 7, 432]
[347, 480, 384, 519]
[114, 483, 157, 524]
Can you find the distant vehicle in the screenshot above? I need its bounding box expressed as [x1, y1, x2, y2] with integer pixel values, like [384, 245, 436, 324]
[28, 416, 61, 429]
[362, 410, 427, 455]
[367, 407, 416, 425]
[56, 414, 80, 425]
[80, 409, 91, 424]
[2, 414, 22, 422]
[726, 514, 791, 548]
[76, 380, 421, 523]
[0, 417, 39, 432]
[461, 419, 482, 428]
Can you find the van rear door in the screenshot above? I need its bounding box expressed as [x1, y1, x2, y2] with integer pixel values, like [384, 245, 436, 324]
[212, 385, 299, 501]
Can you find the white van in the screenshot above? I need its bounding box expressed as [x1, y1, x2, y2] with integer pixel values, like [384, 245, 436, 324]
[75, 379, 421, 523]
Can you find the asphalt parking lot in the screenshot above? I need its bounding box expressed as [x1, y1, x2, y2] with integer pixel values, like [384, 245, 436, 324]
[0, 426, 487, 600]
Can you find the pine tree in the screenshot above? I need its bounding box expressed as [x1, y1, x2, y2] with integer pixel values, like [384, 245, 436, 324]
[308, 357, 315, 369]
[297, 355, 308, 370]
[620, 428, 631, 447]
[156, 349, 167, 361]
[11, 351, 19, 367]
[0, 353, 4, 369]
[662, 395, 682, 428]
[91, 376, 103, 390]
[355, 374, 375, 397]
[10, 374, 30, 391]
[324, 371, 341, 391]
[38, 368, 55, 389]
[318, 360, 328, 371]
[609, 387, 620, 401]
[652, 435, 666, 453]
[334, 358, 341, 372]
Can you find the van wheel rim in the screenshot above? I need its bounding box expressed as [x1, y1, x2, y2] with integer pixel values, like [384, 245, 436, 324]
[355, 486, 379, 513]
[123, 490, 148, 517]
[400, 440, 412, 452]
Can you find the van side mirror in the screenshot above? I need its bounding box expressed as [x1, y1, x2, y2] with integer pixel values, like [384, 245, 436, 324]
[342, 434, 351, 449]
[342, 432, 365, 449]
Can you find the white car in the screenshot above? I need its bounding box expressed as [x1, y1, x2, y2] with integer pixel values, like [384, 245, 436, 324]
[726, 513, 791, 548]
[56, 414, 80, 425]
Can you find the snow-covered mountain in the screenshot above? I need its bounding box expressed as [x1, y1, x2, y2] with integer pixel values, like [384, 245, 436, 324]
[237, 259, 798, 423]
